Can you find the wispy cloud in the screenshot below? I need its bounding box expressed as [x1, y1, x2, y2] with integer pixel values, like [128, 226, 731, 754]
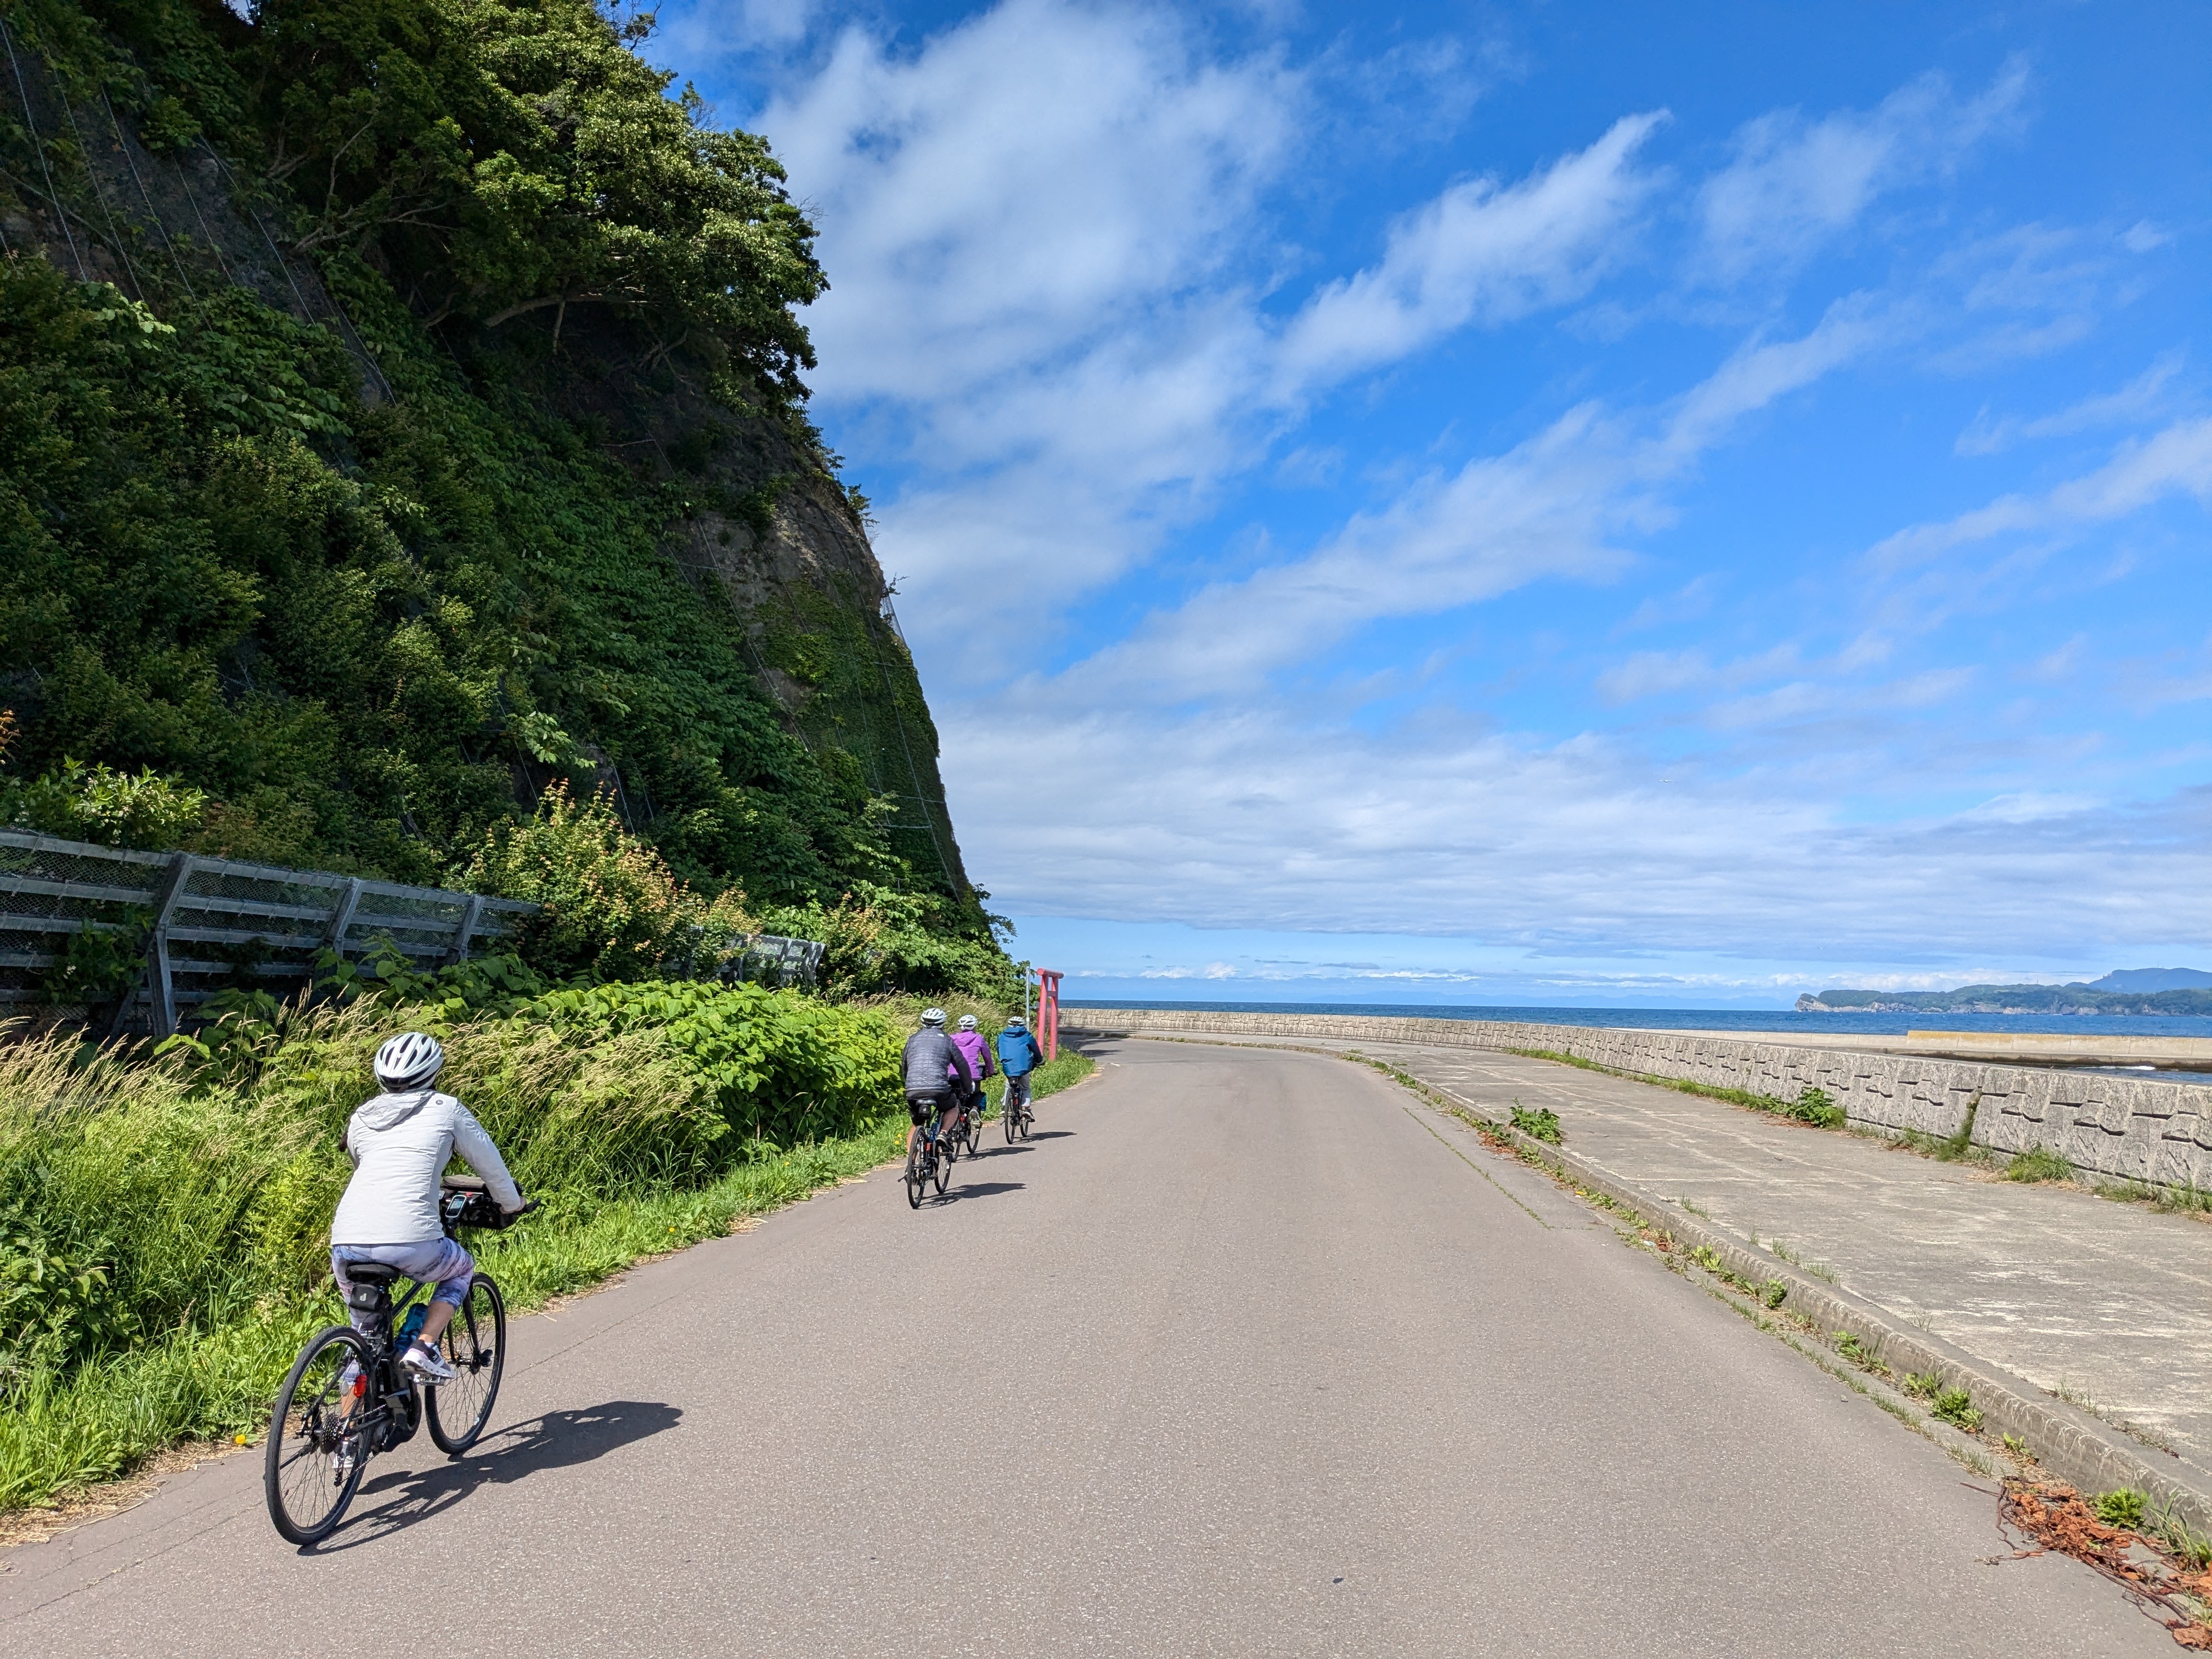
[1698, 59, 2030, 278]
[1079, 298, 1889, 702]
[1277, 112, 1667, 387]
[1872, 417, 2212, 567]
[1956, 351, 2186, 454]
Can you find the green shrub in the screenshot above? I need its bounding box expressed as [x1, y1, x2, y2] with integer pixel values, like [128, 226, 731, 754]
[2, 759, 208, 850]
[2007, 1146, 2075, 1184]
[462, 785, 753, 983]
[1509, 1103, 1563, 1143]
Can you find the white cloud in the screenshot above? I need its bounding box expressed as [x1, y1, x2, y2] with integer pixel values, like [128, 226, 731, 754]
[1698, 60, 2029, 278]
[946, 690, 2212, 961]
[1277, 112, 1667, 387]
[1872, 417, 2212, 567]
[762, 1, 1295, 407]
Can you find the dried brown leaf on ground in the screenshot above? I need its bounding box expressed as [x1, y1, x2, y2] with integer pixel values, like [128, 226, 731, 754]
[2001, 1478, 2212, 1647]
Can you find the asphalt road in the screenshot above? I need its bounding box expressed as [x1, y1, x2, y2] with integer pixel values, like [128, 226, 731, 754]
[0, 1039, 2175, 1656]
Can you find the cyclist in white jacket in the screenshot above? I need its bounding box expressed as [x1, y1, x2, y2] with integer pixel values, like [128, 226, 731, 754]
[331, 1031, 523, 1383]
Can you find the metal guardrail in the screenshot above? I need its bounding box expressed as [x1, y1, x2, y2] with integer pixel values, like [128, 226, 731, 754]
[0, 830, 535, 1037]
[725, 933, 828, 988]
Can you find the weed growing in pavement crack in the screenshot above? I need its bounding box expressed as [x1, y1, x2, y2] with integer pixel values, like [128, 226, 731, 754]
[1931, 1388, 1984, 1433]
[1679, 1197, 1709, 1218]
[1832, 1331, 1889, 1376]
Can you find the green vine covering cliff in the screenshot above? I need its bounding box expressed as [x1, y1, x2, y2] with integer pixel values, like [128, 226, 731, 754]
[0, 0, 1008, 994]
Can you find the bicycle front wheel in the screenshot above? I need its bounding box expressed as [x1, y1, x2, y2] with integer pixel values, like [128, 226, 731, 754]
[265, 1325, 370, 1546]
[427, 1274, 506, 1454]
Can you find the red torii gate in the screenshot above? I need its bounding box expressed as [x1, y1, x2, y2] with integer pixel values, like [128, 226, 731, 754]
[1034, 968, 1063, 1062]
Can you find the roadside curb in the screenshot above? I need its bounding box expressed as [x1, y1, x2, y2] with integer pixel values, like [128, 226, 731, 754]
[1082, 1023, 2212, 1531]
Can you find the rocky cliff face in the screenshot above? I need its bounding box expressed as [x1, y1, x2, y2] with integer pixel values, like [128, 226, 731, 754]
[0, 0, 977, 922]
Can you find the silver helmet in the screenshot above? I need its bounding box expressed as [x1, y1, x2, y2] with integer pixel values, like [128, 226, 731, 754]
[957, 1014, 978, 1031]
[374, 1031, 444, 1090]
[921, 1007, 947, 1028]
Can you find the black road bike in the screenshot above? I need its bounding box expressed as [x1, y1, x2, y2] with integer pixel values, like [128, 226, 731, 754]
[264, 1177, 526, 1545]
[905, 1117, 953, 1208]
[1003, 1075, 1035, 1143]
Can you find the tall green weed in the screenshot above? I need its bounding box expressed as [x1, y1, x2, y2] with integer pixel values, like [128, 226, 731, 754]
[0, 977, 936, 1509]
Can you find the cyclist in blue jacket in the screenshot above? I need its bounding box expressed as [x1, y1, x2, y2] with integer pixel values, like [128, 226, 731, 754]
[997, 1018, 1044, 1121]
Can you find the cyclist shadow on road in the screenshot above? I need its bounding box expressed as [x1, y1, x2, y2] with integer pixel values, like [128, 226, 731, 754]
[1025, 1131, 1075, 1140]
[944, 1181, 1025, 1202]
[313, 1400, 681, 1550]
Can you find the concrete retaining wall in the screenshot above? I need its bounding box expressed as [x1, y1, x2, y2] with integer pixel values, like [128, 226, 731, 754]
[1064, 1008, 2212, 1189]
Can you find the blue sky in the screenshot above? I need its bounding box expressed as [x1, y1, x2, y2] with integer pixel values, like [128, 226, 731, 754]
[654, 0, 2212, 1006]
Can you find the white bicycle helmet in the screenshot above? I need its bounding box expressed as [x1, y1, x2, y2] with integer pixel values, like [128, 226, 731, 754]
[957, 1014, 978, 1031]
[1005, 1018, 1027, 1031]
[374, 1031, 444, 1090]
[921, 1007, 947, 1028]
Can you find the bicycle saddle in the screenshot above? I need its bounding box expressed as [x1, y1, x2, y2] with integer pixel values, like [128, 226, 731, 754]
[345, 1262, 404, 1286]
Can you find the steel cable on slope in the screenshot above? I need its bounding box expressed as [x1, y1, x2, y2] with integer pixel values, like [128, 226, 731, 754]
[1, 14, 85, 280]
[104, 90, 192, 299]
[57, 79, 143, 300]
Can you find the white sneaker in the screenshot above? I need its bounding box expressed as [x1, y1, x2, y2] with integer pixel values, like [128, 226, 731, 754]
[402, 1341, 456, 1384]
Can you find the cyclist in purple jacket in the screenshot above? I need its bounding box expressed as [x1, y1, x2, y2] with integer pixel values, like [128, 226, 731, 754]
[949, 1014, 995, 1140]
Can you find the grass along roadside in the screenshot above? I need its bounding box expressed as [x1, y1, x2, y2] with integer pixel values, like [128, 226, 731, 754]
[0, 1028, 1092, 1521]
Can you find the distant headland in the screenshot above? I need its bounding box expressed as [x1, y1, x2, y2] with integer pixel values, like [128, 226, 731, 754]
[1798, 968, 2212, 1015]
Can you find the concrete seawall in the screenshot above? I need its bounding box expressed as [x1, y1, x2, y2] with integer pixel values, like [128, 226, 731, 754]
[1064, 1008, 2212, 1189]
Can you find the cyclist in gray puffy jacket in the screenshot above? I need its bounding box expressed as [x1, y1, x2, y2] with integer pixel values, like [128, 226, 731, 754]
[900, 1008, 971, 1158]
[331, 1031, 523, 1384]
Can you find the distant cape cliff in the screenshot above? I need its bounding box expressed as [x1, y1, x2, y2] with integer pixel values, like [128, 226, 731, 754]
[1798, 972, 2212, 1015]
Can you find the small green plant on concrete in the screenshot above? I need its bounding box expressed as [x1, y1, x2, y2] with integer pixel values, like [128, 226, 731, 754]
[1689, 1244, 1724, 1274]
[2002, 1432, 2031, 1460]
[1679, 1197, 1709, 1217]
[1803, 1260, 1840, 1286]
[1760, 1279, 1787, 1309]
[1903, 1371, 1941, 1401]
[2007, 1146, 2075, 1184]
[1787, 1086, 1847, 1129]
[1834, 1331, 1870, 1365]
[1509, 1102, 1562, 1143]
[1769, 1240, 1799, 1265]
[2096, 1488, 2148, 1530]
[1931, 1388, 1983, 1432]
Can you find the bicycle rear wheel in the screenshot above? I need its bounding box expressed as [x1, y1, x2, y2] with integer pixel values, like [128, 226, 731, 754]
[265, 1325, 370, 1545]
[932, 1133, 952, 1194]
[1005, 1099, 1020, 1144]
[427, 1274, 506, 1454]
[906, 1138, 926, 1208]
